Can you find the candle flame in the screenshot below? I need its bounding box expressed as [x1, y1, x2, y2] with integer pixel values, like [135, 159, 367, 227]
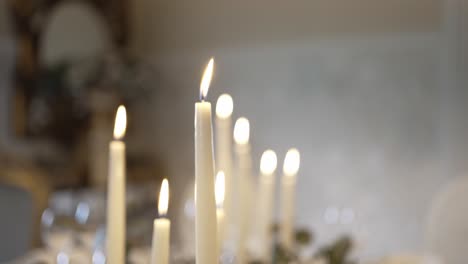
[113, 105, 127, 140]
[215, 171, 225, 207]
[283, 148, 300, 176]
[260, 150, 277, 175]
[233, 117, 250, 145]
[216, 94, 233, 118]
[158, 179, 169, 216]
[200, 57, 214, 101]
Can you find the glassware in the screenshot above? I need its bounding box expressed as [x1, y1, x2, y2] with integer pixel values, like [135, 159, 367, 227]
[39, 185, 157, 263]
[74, 189, 106, 260]
[41, 191, 77, 263]
[91, 226, 107, 264]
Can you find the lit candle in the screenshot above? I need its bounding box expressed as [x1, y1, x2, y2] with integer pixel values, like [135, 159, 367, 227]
[233, 117, 253, 264]
[151, 179, 171, 264]
[215, 171, 225, 255]
[106, 105, 127, 264]
[280, 149, 300, 251]
[195, 58, 218, 264]
[215, 94, 233, 240]
[255, 150, 277, 261]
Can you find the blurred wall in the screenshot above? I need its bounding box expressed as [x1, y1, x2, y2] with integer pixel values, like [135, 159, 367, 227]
[0, 1, 10, 36]
[130, 0, 441, 53]
[0, 1, 14, 150]
[126, 0, 466, 261]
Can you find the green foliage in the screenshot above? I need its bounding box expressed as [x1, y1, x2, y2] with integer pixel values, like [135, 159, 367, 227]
[249, 226, 357, 264]
[315, 236, 357, 264]
[295, 228, 313, 246]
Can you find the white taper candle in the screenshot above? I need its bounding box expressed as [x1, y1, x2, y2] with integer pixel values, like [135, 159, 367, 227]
[106, 105, 127, 264]
[233, 117, 253, 264]
[195, 58, 218, 264]
[215, 94, 233, 240]
[215, 171, 226, 256]
[255, 150, 277, 262]
[280, 149, 300, 250]
[151, 179, 171, 264]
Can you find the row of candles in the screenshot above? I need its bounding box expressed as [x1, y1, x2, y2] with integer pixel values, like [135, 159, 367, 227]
[105, 58, 301, 264]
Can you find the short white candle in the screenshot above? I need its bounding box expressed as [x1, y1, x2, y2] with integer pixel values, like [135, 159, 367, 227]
[195, 58, 218, 264]
[255, 150, 278, 261]
[215, 171, 226, 256]
[106, 105, 127, 264]
[151, 179, 171, 264]
[233, 117, 253, 264]
[215, 94, 233, 240]
[280, 149, 300, 251]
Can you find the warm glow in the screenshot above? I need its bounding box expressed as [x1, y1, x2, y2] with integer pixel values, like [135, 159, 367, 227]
[158, 179, 169, 216]
[113, 105, 127, 140]
[283, 148, 300, 176]
[216, 94, 233, 118]
[194, 182, 197, 203]
[200, 57, 214, 100]
[233, 117, 250, 145]
[260, 150, 277, 175]
[215, 171, 225, 207]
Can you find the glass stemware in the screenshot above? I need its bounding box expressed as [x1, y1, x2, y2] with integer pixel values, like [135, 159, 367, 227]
[41, 203, 76, 263]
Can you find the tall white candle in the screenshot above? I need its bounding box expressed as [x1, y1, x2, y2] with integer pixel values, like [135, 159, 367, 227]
[106, 105, 127, 264]
[280, 149, 300, 251]
[151, 179, 171, 264]
[215, 94, 233, 240]
[255, 150, 277, 261]
[215, 171, 226, 256]
[233, 117, 253, 264]
[195, 58, 218, 264]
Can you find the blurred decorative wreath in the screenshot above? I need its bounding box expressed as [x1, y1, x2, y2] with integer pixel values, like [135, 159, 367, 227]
[7, 0, 154, 147]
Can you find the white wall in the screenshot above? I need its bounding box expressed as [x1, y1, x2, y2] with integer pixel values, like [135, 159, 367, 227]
[126, 0, 464, 261]
[130, 0, 441, 53]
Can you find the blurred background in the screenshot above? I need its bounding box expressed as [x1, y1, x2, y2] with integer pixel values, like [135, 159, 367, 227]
[0, 0, 467, 263]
